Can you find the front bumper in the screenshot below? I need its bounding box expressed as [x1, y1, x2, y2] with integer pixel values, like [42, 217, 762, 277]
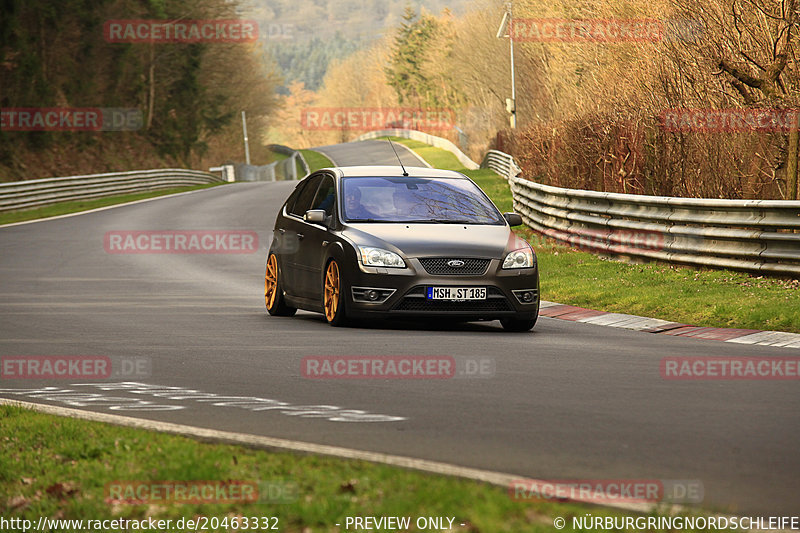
[344, 257, 539, 321]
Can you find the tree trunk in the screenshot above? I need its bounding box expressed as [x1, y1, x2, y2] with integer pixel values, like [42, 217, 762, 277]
[146, 43, 155, 130]
[787, 125, 799, 200]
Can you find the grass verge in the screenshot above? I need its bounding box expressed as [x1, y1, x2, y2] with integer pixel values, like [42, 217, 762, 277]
[300, 149, 334, 173]
[0, 183, 225, 226]
[0, 405, 712, 532]
[387, 137, 800, 333]
[270, 151, 290, 163]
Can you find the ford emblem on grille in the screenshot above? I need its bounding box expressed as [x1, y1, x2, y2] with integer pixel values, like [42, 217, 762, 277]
[447, 259, 466, 268]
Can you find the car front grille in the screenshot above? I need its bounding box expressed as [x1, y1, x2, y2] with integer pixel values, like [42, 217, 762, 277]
[418, 257, 491, 275]
[392, 286, 513, 313]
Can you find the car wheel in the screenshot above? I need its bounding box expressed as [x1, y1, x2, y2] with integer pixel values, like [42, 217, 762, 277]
[323, 259, 348, 326]
[265, 253, 297, 316]
[500, 316, 537, 332]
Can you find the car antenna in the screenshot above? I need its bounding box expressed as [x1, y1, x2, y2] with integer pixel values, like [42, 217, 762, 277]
[387, 138, 409, 176]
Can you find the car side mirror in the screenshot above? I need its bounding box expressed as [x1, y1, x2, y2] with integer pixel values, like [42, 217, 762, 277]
[305, 209, 327, 224]
[503, 212, 523, 227]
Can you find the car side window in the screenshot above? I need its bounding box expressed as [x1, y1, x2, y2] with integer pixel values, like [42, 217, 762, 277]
[310, 176, 336, 217]
[284, 182, 306, 214]
[289, 175, 322, 217]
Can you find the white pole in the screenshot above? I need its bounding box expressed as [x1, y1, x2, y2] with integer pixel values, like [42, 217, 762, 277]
[241, 111, 251, 165]
[508, 1, 516, 129]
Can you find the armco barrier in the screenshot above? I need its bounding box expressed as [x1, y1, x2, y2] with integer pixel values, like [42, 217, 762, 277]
[481, 150, 522, 180]
[509, 174, 800, 276]
[268, 144, 310, 177]
[0, 169, 224, 212]
[236, 152, 305, 182]
[350, 130, 800, 276]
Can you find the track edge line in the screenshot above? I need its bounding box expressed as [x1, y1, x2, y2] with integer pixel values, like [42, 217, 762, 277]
[0, 397, 703, 519]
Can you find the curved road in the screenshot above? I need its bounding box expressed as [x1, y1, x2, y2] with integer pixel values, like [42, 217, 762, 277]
[313, 139, 430, 168]
[1, 141, 798, 516]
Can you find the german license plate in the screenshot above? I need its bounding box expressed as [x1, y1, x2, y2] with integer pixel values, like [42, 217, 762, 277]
[426, 287, 486, 300]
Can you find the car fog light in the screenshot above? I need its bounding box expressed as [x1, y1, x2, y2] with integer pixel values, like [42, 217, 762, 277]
[512, 289, 539, 305]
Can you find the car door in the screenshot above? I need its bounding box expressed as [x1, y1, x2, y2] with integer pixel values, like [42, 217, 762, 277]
[295, 174, 337, 300]
[282, 174, 322, 297]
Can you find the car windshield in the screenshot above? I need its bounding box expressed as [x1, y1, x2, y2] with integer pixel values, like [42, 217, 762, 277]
[341, 176, 504, 224]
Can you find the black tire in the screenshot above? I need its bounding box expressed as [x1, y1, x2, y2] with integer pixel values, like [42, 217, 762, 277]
[265, 253, 297, 317]
[323, 258, 349, 327]
[500, 316, 537, 332]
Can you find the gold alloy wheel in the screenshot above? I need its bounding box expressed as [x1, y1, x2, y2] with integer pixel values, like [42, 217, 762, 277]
[264, 254, 278, 309]
[323, 260, 340, 322]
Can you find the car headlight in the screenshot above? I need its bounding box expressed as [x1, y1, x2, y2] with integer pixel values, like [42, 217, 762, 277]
[502, 247, 535, 269]
[358, 246, 406, 268]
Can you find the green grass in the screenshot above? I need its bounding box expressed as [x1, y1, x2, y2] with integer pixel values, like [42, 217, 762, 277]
[0, 183, 225, 226]
[300, 149, 333, 173]
[388, 137, 800, 333]
[0, 405, 717, 532]
[270, 151, 290, 162]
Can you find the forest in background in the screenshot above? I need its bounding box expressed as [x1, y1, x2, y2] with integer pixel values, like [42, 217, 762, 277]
[2, 0, 798, 199]
[0, 0, 474, 180]
[0, 0, 280, 181]
[243, 0, 473, 92]
[273, 0, 799, 200]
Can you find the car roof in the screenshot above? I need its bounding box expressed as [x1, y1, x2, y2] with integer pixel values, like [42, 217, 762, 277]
[322, 166, 469, 179]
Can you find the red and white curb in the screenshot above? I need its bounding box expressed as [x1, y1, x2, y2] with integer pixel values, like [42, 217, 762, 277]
[540, 301, 800, 349]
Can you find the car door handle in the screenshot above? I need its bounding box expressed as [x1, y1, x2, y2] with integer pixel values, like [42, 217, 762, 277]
[296, 233, 304, 240]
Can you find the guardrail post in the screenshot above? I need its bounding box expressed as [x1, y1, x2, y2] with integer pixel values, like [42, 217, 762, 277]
[223, 164, 235, 182]
[289, 153, 298, 181]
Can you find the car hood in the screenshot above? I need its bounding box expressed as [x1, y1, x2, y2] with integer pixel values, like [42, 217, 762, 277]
[342, 223, 526, 258]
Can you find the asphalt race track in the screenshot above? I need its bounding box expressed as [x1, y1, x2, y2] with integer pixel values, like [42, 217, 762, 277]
[313, 139, 430, 167]
[1, 140, 798, 516]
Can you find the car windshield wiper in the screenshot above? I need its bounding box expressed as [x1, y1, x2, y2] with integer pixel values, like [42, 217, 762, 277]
[348, 218, 485, 224]
[392, 219, 476, 224]
[409, 218, 479, 224]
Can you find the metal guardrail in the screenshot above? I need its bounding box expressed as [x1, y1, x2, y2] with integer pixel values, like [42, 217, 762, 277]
[0, 169, 224, 212]
[235, 163, 277, 182]
[508, 172, 800, 276]
[481, 150, 522, 180]
[268, 144, 310, 177]
[235, 152, 304, 182]
[350, 132, 800, 276]
[295, 151, 310, 177]
[275, 152, 302, 180]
